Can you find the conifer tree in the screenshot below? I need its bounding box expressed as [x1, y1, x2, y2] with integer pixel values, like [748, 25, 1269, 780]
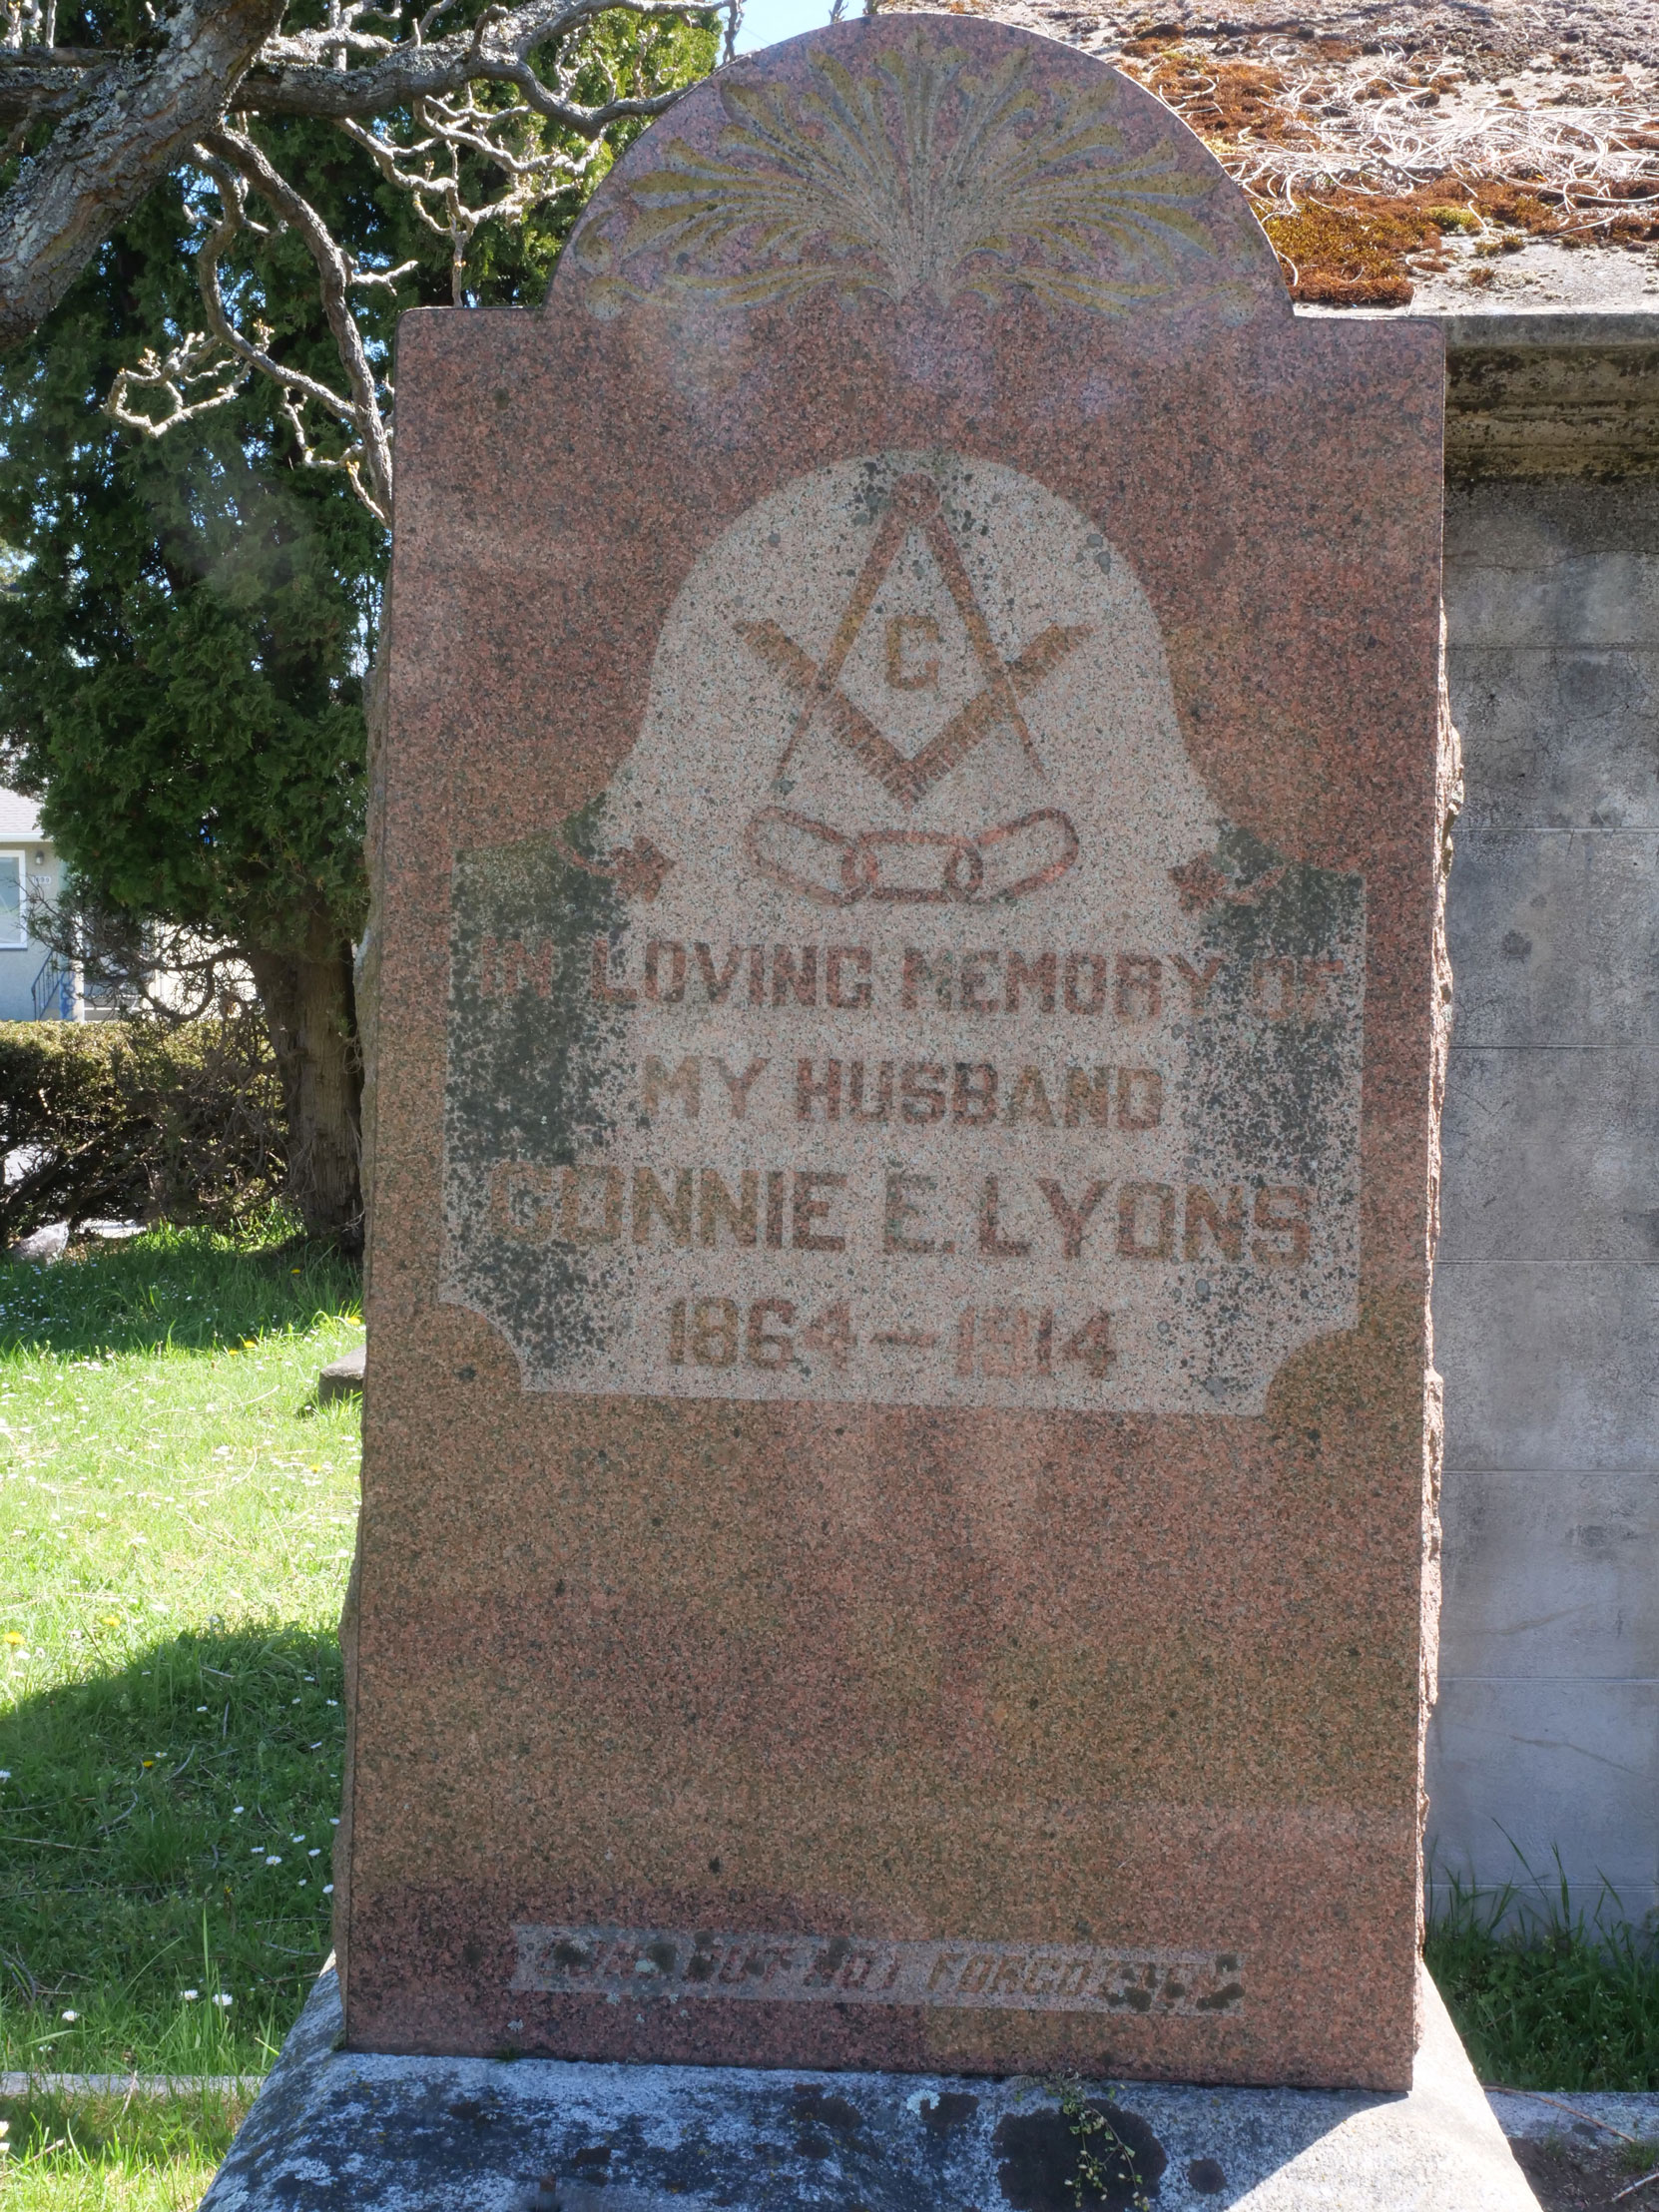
[0, 6, 718, 1237]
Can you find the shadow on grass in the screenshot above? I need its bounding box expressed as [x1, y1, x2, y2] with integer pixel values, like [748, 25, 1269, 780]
[0, 2080, 247, 2200]
[0, 1624, 344, 2079]
[0, 1223, 359, 1362]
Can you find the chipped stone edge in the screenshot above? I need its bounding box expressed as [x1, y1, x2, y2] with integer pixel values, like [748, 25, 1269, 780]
[1416, 616, 1463, 2007]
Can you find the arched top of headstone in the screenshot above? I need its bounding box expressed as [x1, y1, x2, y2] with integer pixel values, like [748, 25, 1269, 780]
[558, 16, 1289, 335]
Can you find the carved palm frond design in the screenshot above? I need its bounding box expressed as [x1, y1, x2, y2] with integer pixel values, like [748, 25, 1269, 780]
[580, 45, 1216, 316]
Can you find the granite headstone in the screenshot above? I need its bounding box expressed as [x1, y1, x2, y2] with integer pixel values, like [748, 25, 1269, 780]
[351, 15, 1449, 2091]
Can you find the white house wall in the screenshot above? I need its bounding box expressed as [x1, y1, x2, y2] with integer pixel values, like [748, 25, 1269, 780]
[0, 803, 59, 1024]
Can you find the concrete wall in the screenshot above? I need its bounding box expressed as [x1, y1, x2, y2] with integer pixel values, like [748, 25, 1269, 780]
[1428, 474, 1659, 1931]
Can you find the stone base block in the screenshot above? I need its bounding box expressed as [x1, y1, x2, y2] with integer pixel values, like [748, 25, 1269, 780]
[315, 1342, 364, 1403]
[200, 1961, 1537, 2209]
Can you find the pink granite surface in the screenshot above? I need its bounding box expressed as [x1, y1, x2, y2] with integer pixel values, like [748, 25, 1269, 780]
[344, 16, 1446, 2089]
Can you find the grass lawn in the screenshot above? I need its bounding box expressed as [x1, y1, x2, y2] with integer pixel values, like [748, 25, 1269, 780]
[1427, 1880, 1659, 2095]
[0, 1224, 361, 2206]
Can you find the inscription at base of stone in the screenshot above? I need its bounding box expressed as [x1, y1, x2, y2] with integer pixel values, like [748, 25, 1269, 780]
[510, 1926, 1245, 2016]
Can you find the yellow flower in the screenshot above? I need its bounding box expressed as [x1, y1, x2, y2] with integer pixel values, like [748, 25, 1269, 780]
[3, 1631, 21, 1646]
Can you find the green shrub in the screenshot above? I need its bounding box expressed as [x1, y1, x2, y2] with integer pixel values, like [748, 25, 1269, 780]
[0, 1016, 284, 1245]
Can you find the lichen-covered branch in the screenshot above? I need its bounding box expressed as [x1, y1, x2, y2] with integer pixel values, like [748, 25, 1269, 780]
[198, 123, 396, 520]
[107, 329, 253, 438]
[0, 0, 285, 351]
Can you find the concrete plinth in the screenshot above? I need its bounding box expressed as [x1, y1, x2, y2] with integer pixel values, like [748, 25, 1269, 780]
[200, 1962, 1537, 2210]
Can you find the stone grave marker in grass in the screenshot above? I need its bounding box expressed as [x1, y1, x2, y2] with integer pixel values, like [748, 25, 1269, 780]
[353, 10, 1448, 2089]
[206, 16, 1533, 2205]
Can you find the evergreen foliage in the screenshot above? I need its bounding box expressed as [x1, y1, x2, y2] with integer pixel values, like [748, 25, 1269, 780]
[0, 31, 390, 954]
[0, 1, 719, 1228]
[0, 1, 717, 946]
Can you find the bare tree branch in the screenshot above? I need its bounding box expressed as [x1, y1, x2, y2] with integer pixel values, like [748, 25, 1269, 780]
[107, 327, 253, 437]
[191, 127, 396, 523]
[337, 90, 594, 303]
[243, 0, 718, 127]
[25, 882, 256, 1028]
[3, 0, 734, 359]
[0, 0, 286, 352]
[0, 0, 732, 524]
[1, 0, 729, 138]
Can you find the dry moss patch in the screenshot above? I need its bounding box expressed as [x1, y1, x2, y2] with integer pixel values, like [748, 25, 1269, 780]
[1262, 198, 1445, 304]
[1109, 32, 1659, 304]
[1137, 50, 1300, 138]
[1257, 177, 1659, 302]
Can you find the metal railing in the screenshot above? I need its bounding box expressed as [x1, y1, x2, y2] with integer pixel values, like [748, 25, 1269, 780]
[29, 941, 150, 1022]
[30, 950, 77, 1021]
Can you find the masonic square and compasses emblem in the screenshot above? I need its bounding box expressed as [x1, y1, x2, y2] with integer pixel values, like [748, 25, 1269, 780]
[736, 472, 1091, 908]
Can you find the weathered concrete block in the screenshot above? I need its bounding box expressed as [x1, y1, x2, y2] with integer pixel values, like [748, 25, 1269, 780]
[1435, 1261, 1659, 1472]
[1427, 1675, 1658, 1923]
[1447, 646, 1659, 833]
[1445, 479, 1659, 574]
[1438, 1046, 1659, 1264]
[1445, 550, 1659, 651]
[1446, 830, 1659, 1048]
[1436, 1469, 1659, 1681]
[1430, 471, 1659, 1930]
[1444, 328, 1659, 481]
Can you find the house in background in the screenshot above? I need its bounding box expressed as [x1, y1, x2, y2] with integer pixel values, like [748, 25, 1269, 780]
[0, 786, 79, 1022]
[0, 786, 228, 1025]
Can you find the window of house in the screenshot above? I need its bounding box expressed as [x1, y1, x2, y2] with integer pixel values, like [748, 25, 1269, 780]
[0, 855, 24, 948]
